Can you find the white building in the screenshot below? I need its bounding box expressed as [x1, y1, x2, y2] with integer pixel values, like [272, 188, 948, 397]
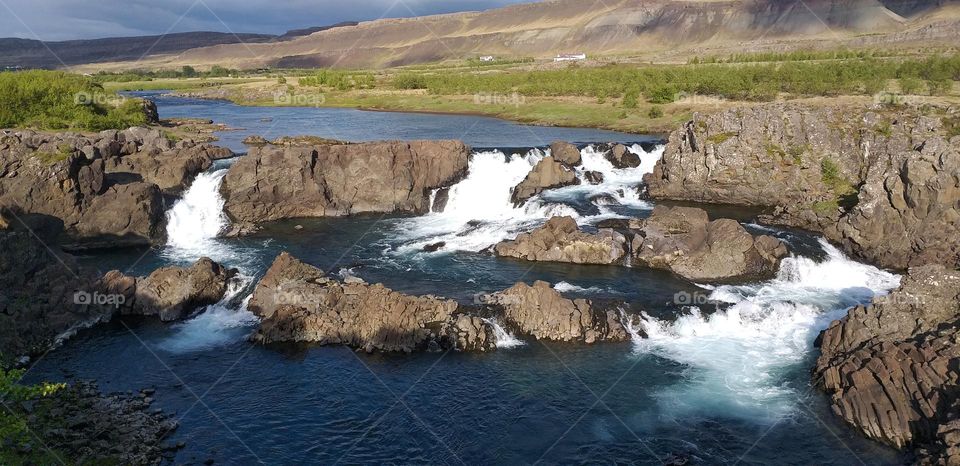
[554, 53, 586, 62]
[479, 56, 495, 62]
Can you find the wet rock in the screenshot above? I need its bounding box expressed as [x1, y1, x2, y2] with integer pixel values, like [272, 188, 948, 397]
[0, 128, 233, 248]
[584, 170, 605, 185]
[423, 241, 446, 252]
[632, 205, 788, 282]
[98, 257, 236, 321]
[814, 265, 960, 457]
[510, 156, 579, 206]
[604, 144, 641, 168]
[550, 141, 581, 166]
[221, 140, 469, 227]
[494, 216, 627, 265]
[247, 252, 484, 352]
[431, 187, 451, 213]
[645, 103, 960, 269]
[484, 281, 633, 343]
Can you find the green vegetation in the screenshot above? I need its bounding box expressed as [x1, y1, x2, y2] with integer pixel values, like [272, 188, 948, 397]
[299, 70, 376, 90]
[707, 132, 738, 145]
[0, 71, 149, 131]
[648, 105, 664, 119]
[812, 199, 840, 215]
[690, 49, 898, 64]
[384, 54, 960, 103]
[820, 158, 859, 211]
[1, 366, 65, 463]
[89, 65, 245, 83]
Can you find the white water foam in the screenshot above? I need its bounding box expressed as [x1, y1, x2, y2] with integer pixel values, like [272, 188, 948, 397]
[482, 318, 525, 348]
[157, 275, 259, 353]
[163, 169, 233, 263]
[554, 281, 618, 295]
[633, 239, 900, 423]
[391, 144, 663, 254]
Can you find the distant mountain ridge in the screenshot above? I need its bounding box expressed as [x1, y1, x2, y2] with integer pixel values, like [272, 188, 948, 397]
[5, 0, 959, 71]
[0, 22, 358, 69]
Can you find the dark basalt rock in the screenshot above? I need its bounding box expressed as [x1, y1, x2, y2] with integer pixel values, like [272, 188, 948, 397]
[645, 103, 960, 270]
[510, 155, 579, 206]
[220, 140, 470, 228]
[494, 216, 628, 265]
[814, 265, 960, 464]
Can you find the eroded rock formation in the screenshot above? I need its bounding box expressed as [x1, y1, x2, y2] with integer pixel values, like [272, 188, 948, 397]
[0, 127, 234, 249]
[483, 281, 634, 344]
[510, 155, 579, 206]
[494, 216, 627, 265]
[632, 205, 788, 282]
[220, 140, 469, 227]
[644, 104, 960, 270]
[98, 257, 236, 322]
[814, 265, 960, 463]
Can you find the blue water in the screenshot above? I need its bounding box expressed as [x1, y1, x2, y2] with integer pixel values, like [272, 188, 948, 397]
[130, 91, 655, 152]
[24, 96, 904, 465]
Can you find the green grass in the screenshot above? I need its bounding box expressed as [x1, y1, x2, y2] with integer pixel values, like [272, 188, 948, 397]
[707, 132, 738, 145]
[0, 70, 149, 131]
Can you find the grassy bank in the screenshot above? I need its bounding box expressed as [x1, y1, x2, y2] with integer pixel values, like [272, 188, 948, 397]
[0, 70, 151, 131]
[98, 52, 960, 134]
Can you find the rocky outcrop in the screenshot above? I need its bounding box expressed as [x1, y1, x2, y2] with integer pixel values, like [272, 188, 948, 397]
[0, 128, 233, 249]
[246, 253, 642, 351]
[220, 140, 469, 227]
[494, 216, 627, 265]
[550, 141, 581, 166]
[0, 225, 113, 359]
[644, 104, 960, 270]
[632, 206, 788, 282]
[15, 381, 178, 465]
[602, 143, 641, 169]
[482, 281, 633, 344]
[246, 252, 490, 352]
[98, 257, 236, 322]
[510, 156, 579, 205]
[814, 265, 960, 462]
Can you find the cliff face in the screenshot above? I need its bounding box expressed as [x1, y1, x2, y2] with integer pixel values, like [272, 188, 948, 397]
[76, 0, 960, 70]
[644, 103, 960, 270]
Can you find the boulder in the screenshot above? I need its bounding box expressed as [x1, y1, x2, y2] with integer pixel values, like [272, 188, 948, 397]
[584, 170, 605, 185]
[221, 140, 470, 227]
[550, 141, 581, 166]
[246, 252, 488, 352]
[98, 258, 235, 321]
[483, 281, 633, 344]
[814, 265, 960, 458]
[632, 205, 788, 282]
[494, 216, 627, 265]
[604, 144, 641, 168]
[510, 156, 579, 206]
[645, 103, 960, 269]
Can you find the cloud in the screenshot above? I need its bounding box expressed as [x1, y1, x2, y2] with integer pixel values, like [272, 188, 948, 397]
[0, 0, 538, 41]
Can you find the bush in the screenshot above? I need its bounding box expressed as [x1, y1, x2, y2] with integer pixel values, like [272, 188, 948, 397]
[648, 105, 664, 118]
[393, 73, 428, 90]
[900, 77, 923, 95]
[1, 367, 65, 452]
[622, 89, 640, 108]
[0, 70, 149, 131]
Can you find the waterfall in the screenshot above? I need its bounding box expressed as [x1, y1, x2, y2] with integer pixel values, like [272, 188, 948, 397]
[163, 168, 234, 264]
[633, 238, 901, 423]
[482, 318, 525, 348]
[391, 143, 664, 254]
[157, 274, 259, 353]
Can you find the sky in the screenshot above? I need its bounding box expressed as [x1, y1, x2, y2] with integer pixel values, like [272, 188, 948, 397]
[0, 0, 539, 41]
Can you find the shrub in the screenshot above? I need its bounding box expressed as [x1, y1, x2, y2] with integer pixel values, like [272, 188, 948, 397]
[393, 73, 428, 90]
[647, 105, 664, 118]
[0, 70, 149, 131]
[622, 89, 640, 109]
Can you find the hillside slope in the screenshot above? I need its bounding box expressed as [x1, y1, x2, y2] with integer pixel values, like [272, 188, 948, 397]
[82, 0, 960, 70]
